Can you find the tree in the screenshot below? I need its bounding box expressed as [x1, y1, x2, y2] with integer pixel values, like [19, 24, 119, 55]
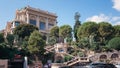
[98, 22, 113, 44]
[107, 37, 120, 50]
[50, 26, 59, 38]
[6, 34, 14, 48]
[74, 12, 81, 42]
[49, 26, 59, 44]
[59, 25, 72, 43]
[48, 36, 56, 45]
[78, 37, 90, 49]
[14, 24, 38, 39]
[77, 22, 98, 42]
[113, 25, 120, 37]
[66, 37, 72, 45]
[74, 20, 81, 42]
[27, 30, 46, 61]
[0, 33, 4, 43]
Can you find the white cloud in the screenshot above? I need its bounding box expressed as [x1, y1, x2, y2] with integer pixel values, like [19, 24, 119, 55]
[112, 0, 120, 11]
[112, 17, 120, 25]
[114, 21, 120, 25]
[112, 17, 120, 21]
[86, 14, 120, 25]
[86, 14, 111, 23]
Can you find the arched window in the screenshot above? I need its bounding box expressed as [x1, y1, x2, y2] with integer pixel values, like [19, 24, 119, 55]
[111, 53, 119, 59]
[99, 54, 107, 60]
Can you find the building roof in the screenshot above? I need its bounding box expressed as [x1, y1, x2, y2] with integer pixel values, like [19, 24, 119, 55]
[17, 6, 57, 18]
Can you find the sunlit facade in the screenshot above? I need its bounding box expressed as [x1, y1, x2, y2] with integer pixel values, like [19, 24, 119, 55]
[5, 6, 57, 38]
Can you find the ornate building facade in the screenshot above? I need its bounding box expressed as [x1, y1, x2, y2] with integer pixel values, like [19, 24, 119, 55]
[5, 6, 57, 37]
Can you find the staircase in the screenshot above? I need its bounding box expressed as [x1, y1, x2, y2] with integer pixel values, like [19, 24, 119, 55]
[44, 44, 90, 66]
[64, 57, 79, 66]
[64, 57, 89, 66]
[44, 45, 55, 54]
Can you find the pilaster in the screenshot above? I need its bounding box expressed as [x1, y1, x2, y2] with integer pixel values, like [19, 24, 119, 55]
[36, 15, 39, 28]
[26, 13, 29, 24]
[46, 17, 48, 30]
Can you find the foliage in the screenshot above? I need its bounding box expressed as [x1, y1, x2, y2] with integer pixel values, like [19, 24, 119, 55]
[0, 33, 4, 43]
[74, 20, 81, 42]
[49, 26, 59, 44]
[64, 55, 72, 62]
[6, 34, 14, 48]
[79, 37, 90, 49]
[13, 24, 38, 39]
[59, 25, 72, 42]
[48, 36, 56, 45]
[101, 46, 112, 52]
[42, 52, 54, 64]
[77, 21, 98, 40]
[50, 26, 59, 38]
[90, 43, 101, 52]
[0, 43, 19, 59]
[107, 37, 120, 50]
[98, 22, 113, 43]
[78, 52, 84, 57]
[27, 30, 46, 61]
[0, 34, 21, 59]
[66, 37, 72, 45]
[20, 40, 29, 56]
[113, 25, 120, 37]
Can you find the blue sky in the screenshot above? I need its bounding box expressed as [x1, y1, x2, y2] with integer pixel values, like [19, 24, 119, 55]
[0, 0, 120, 30]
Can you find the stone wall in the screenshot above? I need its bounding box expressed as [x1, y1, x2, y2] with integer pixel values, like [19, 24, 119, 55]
[0, 59, 8, 68]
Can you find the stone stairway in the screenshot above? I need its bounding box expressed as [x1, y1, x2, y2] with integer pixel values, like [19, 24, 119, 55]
[64, 57, 79, 66]
[44, 43, 90, 66]
[64, 57, 89, 66]
[44, 45, 55, 54]
[64, 53, 75, 58]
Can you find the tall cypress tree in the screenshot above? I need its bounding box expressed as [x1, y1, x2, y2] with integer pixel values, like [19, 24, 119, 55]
[73, 12, 81, 42]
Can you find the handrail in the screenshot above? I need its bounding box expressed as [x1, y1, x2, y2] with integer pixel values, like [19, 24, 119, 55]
[64, 57, 89, 66]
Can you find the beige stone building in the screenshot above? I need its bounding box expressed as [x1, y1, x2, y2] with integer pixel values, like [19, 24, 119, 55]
[5, 6, 57, 37]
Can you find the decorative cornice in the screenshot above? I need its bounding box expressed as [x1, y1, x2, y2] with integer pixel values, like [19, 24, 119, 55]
[25, 6, 57, 18]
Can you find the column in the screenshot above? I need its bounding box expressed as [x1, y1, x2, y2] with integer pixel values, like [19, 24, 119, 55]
[46, 18, 49, 44]
[46, 17, 48, 30]
[26, 13, 29, 24]
[22, 14, 25, 22]
[13, 22, 15, 28]
[36, 15, 39, 29]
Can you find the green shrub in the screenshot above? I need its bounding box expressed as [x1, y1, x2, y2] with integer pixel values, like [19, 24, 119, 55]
[107, 37, 120, 50]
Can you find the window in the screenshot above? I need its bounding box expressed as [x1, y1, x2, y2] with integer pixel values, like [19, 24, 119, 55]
[48, 23, 54, 29]
[58, 48, 64, 52]
[15, 21, 20, 26]
[40, 22, 45, 30]
[30, 19, 36, 26]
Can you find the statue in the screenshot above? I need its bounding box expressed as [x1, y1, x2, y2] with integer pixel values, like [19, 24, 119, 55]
[74, 12, 80, 21]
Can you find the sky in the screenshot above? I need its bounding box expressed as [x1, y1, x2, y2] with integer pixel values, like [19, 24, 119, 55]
[0, 0, 120, 30]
